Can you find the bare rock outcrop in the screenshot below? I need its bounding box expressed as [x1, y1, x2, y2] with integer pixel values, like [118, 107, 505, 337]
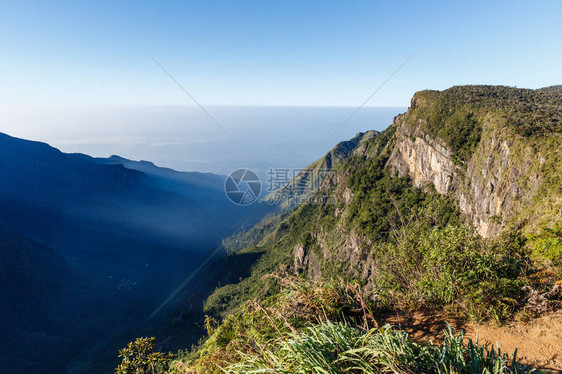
[387, 121, 544, 237]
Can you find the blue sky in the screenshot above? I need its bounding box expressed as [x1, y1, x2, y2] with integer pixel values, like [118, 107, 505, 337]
[0, 1, 561, 173]
[1, 0, 561, 107]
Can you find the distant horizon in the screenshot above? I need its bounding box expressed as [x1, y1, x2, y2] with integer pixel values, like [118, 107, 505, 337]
[3, 82, 559, 175]
[0, 104, 405, 175]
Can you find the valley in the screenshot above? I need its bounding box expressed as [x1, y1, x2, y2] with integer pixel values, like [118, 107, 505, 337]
[0, 133, 251, 373]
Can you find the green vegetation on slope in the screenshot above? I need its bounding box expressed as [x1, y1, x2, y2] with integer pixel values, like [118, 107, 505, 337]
[114, 85, 562, 373]
[198, 113, 560, 326]
[342, 150, 536, 321]
[202, 139, 559, 327]
[529, 224, 562, 271]
[116, 337, 174, 374]
[407, 85, 562, 164]
[159, 278, 536, 373]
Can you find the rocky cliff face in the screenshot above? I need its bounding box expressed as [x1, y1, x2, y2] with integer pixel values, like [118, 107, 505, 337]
[387, 86, 561, 237]
[286, 86, 561, 301]
[388, 121, 505, 237]
[270, 89, 560, 300]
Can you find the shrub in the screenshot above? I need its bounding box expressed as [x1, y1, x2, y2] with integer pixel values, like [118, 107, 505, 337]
[116, 337, 174, 374]
[529, 224, 562, 271]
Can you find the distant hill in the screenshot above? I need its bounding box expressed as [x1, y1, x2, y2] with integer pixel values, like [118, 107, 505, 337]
[99, 155, 224, 190]
[0, 132, 249, 373]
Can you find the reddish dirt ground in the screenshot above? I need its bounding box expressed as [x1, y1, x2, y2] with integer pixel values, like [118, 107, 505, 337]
[380, 310, 562, 373]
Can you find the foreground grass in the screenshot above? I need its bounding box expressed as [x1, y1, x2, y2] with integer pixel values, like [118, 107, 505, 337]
[217, 321, 535, 374]
[163, 278, 539, 374]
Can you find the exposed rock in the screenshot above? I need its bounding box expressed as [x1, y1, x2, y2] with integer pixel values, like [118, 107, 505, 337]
[387, 118, 548, 237]
[292, 244, 321, 279]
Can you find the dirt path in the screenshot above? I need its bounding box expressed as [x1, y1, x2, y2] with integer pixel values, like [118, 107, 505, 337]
[380, 310, 562, 373]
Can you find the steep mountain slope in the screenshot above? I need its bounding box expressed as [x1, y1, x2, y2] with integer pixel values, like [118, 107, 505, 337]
[0, 132, 248, 373]
[163, 85, 561, 373]
[219, 131, 380, 254]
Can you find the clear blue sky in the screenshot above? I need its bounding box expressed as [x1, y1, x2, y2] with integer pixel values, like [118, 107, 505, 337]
[1, 0, 560, 107]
